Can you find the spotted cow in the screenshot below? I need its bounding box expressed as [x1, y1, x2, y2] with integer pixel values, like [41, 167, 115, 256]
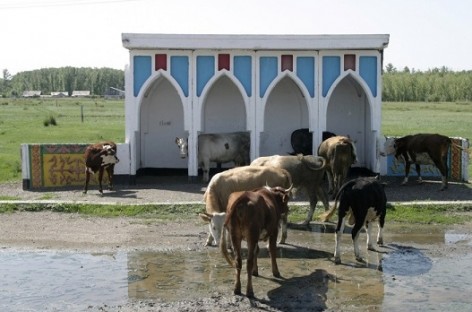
[320, 176, 387, 264]
[83, 141, 119, 195]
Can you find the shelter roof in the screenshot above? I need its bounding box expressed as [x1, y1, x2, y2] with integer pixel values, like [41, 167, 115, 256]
[122, 33, 389, 51]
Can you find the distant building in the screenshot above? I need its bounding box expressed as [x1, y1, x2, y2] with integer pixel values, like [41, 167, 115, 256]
[51, 91, 69, 97]
[22, 91, 41, 97]
[71, 90, 91, 97]
[104, 87, 125, 99]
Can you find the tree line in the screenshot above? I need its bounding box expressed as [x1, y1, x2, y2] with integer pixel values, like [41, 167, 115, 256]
[382, 64, 472, 102]
[1, 67, 124, 97]
[1, 65, 471, 101]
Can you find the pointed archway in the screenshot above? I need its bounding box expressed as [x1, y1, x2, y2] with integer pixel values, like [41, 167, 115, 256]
[326, 74, 372, 167]
[260, 76, 309, 156]
[140, 76, 186, 168]
[201, 75, 246, 133]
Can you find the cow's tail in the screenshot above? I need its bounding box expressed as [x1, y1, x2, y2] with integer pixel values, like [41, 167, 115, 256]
[220, 224, 234, 268]
[319, 199, 337, 222]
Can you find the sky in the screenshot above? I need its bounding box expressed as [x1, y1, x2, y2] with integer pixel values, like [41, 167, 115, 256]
[1, 0, 471, 75]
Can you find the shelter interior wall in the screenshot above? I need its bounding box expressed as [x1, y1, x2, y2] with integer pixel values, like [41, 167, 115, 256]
[327, 77, 368, 166]
[260, 77, 308, 156]
[140, 78, 187, 168]
[203, 76, 246, 133]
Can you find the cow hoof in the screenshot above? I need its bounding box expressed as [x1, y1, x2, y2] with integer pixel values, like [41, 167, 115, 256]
[252, 271, 259, 277]
[82, 191, 87, 195]
[367, 246, 376, 252]
[334, 257, 341, 265]
[377, 239, 384, 246]
[273, 272, 281, 278]
[234, 289, 242, 296]
[246, 291, 255, 298]
[356, 257, 365, 263]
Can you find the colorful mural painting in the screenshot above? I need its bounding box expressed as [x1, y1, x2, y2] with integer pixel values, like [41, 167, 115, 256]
[25, 144, 110, 189]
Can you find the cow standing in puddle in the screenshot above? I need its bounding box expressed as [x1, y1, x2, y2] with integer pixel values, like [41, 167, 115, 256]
[321, 176, 387, 265]
[381, 133, 454, 190]
[175, 131, 250, 182]
[220, 185, 292, 298]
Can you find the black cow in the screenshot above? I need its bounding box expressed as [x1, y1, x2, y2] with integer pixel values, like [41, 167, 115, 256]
[290, 128, 336, 155]
[320, 176, 387, 264]
[83, 141, 119, 195]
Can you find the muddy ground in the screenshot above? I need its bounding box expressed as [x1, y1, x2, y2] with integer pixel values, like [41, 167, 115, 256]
[1, 176, 472, 311]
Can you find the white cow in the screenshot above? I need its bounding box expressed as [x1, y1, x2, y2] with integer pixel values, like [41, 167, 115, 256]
[175, 131, 250, 182]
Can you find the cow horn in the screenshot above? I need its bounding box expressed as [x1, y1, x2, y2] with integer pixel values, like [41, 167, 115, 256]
[285, 184, 293, 193]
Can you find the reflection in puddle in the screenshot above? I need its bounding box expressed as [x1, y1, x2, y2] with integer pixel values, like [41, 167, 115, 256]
[1, 227, 472, 310]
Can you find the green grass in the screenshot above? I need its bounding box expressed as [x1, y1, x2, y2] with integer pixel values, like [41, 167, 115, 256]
[0, 99, 470, 183]
[0, 97, 125, 182]
[1, 202, 471, 225]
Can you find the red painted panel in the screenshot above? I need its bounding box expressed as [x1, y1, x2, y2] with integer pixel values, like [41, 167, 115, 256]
[218, 54, 230, 70]
[155, 54, 167, 71]
[344, 54, 356, 71]
[281, 54, 293, 71]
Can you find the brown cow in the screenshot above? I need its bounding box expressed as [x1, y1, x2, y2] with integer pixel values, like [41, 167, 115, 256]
[382, 133, 453, 190]
[318, 136, 357, 196]
[200, 165, 292, 246]
[83, 141, 119, 195]
[220, 185, 292, 298]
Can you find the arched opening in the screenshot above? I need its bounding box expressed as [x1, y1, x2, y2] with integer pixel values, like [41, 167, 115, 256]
[326, 74, 371, 167]
[140, 76, 186, 169]
[260, 76, 309, 156]
[202, 75, 246, 132]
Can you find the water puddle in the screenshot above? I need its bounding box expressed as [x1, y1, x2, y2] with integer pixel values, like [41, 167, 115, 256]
[1, 227, 472, 311]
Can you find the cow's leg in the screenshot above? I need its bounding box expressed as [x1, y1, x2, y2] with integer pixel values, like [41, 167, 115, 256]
[205, 231, 214, 246]
[268, 235, 281, 278]
[327, 169, 334, 194]
[106, 165, 114, 190]
[231, 236, 242, 296]
[202, 160, 210, 182]
[401, 161, 411, 185]
[352, 222, 364, 262]
[377, 210, 386, 245]
[98, 167, 104, 195]
[432, 152, 449, 190]
[246, 238, 257, 298]
[316, 186, 330, 212]
[415, 164, 423, 184]
[334, 216, 346, 264]
[366, 221, 375, 251]
[278, 213, 288, 244]
[83, 168, 91, 194]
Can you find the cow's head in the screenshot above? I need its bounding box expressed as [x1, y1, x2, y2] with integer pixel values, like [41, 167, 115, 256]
[100, 144, 119, 166]
[199, 211, 226, 246]
[175, 137, 188, 159]
[264, 184, 293, 215]
[380, 136, 396, 156]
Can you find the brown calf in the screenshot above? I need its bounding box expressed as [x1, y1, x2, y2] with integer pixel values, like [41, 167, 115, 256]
[220, 185, 291, 298]
[83, 141, 119, 195]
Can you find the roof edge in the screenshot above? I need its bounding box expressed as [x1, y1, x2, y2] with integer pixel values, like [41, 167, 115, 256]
[121, 33, 390, 51]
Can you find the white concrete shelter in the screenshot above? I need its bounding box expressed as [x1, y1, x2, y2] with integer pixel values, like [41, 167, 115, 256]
[121, 33, 390, 181]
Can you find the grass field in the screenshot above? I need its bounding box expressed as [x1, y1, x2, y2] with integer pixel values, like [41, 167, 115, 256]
[0, 98, 470, 183]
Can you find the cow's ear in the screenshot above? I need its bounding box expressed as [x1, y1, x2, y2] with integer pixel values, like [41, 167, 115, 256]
[175, 137, 180, 144]
[199, 213, 212, 223]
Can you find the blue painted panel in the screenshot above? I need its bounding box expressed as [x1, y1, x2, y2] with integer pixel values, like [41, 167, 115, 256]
[322, 56, 340, 97]
[360, 56, 378, 97]
[133, 56, 152, 97]
[386, 154, 451, 177]
[296, 57, 315, 98]
[196, 56, 215, 97]
[234, 56, 252, 97]
[171, 56, 189, 97]
[259, 57, 278, 98]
